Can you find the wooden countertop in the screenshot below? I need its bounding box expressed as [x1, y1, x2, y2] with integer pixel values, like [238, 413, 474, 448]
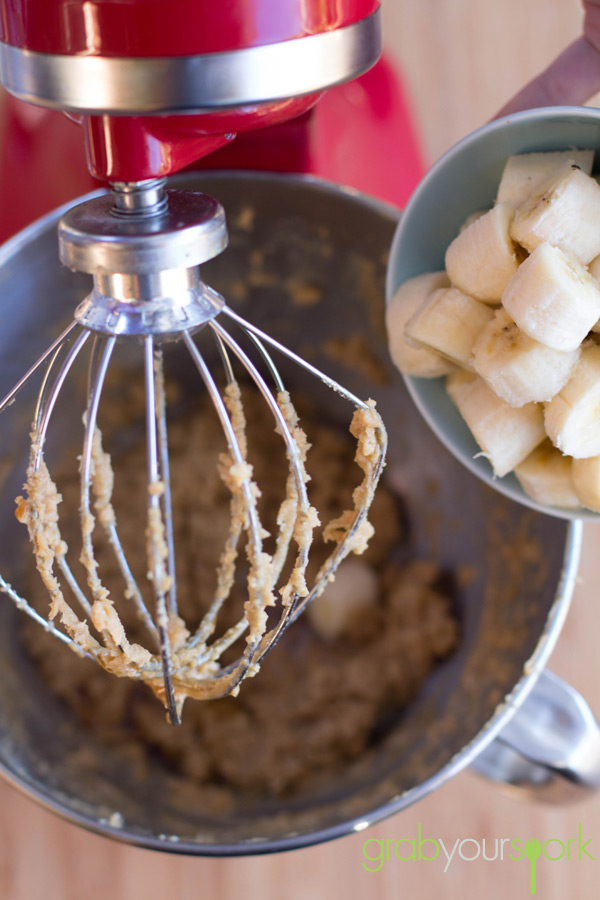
[1, 1, 600, 898]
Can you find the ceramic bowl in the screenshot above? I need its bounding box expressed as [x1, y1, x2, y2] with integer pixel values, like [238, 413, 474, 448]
[386, 106, 600, 521]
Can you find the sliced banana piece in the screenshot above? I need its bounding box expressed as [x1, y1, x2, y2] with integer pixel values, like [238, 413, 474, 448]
[514, 440, 580, 509]
[501, 242, 600, 351]
[459, 209, 489, 232]
[445, 202, 521, 303]
[588, 257, 600, 334]
[307, 558, 379, 641]
[405, 286, 495, 371]
[511, 161, 600, 264]
[590, 253, 600, 283]
[588, 256, 600, 333]
[386, 272, 455, 377]
[572, 455, 600, 512]
[544, 345, 600, 458]
[446, 370, 545, 477]
[497, 150, 594, 209]
[472, 307, 581, 406]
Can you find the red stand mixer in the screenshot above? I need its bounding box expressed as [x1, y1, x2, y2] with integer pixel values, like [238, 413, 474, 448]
[0, 1, 424, 239]
[0, 1, 424, 725]
[1, 4, 591, 863]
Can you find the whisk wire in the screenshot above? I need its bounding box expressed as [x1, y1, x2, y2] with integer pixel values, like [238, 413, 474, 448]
[79, 335, 136, 654]
[211, 327, 295, 589]
[33, 329, 91, 463]
[30, 330, 99, 621]
[207, 319, 316, 655]
[0, 571, 86, 653]
[58, 558, 94, 620]
[83, 338, 158, 640]
[209, 319, 310, 518]
[154, 347, 178, 619]
[221, 306, 369, 409]
[182, 329, 266, 670]
[244, 330, 286, 394]
[144, 335, 180, 725]
[183, 333, 248, 653]
[0, 320, 80, 417]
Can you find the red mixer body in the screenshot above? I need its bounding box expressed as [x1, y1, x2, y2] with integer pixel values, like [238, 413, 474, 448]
[0, 0, 377, 52]
[0, 0, 424, 239]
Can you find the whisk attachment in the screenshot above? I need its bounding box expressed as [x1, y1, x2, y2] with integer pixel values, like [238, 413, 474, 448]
[0, 181, 387, 725]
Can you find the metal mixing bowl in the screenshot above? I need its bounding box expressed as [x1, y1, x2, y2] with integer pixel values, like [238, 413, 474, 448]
[0, 172, 581, 854]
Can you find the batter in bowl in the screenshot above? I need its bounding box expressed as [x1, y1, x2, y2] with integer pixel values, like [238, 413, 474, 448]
[20, 377, 459, 800]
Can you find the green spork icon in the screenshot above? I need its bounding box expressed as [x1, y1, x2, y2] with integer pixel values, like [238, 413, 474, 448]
[524, 838, 542, 894]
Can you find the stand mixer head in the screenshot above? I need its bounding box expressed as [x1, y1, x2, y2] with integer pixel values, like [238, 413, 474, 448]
[0, 1, 387, 724]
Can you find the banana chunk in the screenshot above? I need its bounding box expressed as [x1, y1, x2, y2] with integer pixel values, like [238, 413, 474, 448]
[459, 209, 489, 232]
[511, 161, 600, 264]
[497, 150, 594, 209]
[501, 242, 600, 351]
[544, 345, 600, 458]
[472, 308, 581, 407]
[446, 370, 545, 477]
[589, 253, 600, 284]
[588, 256, 600, 334]
[405, 286, 495, 371]
[307, 558, 378, 641]
[514, 440, 580, 509]
[445, 203, 521, 303]
[386, 272, 455, 377]
[572, 455, 600, 512]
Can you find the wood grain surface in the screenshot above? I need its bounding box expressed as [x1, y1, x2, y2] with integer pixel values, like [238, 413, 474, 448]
[1, 1, 600, 898]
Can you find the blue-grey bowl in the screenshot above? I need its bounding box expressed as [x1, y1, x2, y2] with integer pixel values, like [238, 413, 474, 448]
[386, 105, 600, 521]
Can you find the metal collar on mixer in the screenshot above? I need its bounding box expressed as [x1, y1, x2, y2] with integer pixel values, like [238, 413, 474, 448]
[58, 181, 228, 274]
[58, 181, 228, 337]
[0, 10, 381, 115]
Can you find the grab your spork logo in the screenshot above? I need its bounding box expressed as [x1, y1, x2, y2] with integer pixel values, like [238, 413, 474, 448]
[362, 823, 594, 894]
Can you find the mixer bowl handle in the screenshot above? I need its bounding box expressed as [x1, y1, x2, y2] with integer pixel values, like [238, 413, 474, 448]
[469, 669, 600, 803]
